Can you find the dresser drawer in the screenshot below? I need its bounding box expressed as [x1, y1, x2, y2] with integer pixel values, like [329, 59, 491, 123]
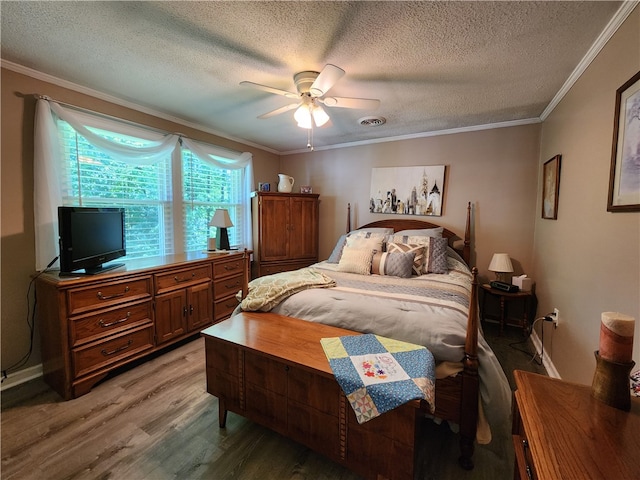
[72, 325, 154, 378]
[214, 273, 243, 299]
[70, 300, 153, 347]
[67, 276, 152, 315]
[155, 265, 212, 294]
[215, 296, 240, 321]
[213, 256, 245, 279]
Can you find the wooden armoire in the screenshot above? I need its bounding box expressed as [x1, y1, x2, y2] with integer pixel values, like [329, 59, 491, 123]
[251, 191, 320, 278]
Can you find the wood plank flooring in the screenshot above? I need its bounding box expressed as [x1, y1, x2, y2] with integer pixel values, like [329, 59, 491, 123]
[1, 323, 546, 480]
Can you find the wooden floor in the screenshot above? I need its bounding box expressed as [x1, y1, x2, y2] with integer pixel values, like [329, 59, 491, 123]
[1, 322, 546, 480]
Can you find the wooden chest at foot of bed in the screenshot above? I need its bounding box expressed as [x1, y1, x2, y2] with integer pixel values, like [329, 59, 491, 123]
[202, 312, 428, 480]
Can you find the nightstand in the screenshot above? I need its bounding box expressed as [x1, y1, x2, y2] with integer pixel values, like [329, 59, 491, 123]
[512, 370, 640, 479]
[480, 283, 534, 335]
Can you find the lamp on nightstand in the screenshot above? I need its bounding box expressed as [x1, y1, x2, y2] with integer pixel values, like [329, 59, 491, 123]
[208, 209, 233, 251]
[488, 253, 513, 282]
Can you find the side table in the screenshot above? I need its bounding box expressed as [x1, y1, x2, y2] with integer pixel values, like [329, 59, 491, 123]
[480, 284, 534, 335]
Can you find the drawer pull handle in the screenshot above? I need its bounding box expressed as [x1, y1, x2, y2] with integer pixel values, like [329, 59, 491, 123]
[525, 465, 533, 480]
[101, 339, 132, 356]
[99, 312, 131, 328]
[97, 286, 130, 300]
[224, 264, 239, 271]
[225, 280, 240, 288]
[174, 273, 196, 283]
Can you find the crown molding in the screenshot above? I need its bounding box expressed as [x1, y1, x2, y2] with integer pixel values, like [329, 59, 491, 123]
[280, 117, 541, 155]
[540, 0, 639, 120]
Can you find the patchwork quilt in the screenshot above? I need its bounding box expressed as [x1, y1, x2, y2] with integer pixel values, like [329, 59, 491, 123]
[321, 334, 435, 424]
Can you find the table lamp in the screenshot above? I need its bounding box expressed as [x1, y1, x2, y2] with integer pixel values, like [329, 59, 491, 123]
[488, 253, 513, 282]
[208, 209, 233, 251]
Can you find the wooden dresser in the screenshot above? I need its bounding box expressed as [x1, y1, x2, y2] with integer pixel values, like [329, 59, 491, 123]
[36, 251, 249, 400]
[512, 370, 640, 479]
[203, 312, 428, 480]
[251, 191, 319, 277]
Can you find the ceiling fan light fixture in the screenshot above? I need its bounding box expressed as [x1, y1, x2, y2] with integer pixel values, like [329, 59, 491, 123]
[294, 104, 313, 129]
[312, 105, 329, 127]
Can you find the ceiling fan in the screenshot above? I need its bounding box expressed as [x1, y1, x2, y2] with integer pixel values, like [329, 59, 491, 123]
[240, 64, 380, 129]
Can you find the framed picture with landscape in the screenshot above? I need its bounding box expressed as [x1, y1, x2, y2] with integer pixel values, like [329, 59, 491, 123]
[542, 155, 561, 219]
[607, 70, 640, 212]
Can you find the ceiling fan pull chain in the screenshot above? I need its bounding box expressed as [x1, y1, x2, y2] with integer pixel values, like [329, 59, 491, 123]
[307, 125, 314, 151]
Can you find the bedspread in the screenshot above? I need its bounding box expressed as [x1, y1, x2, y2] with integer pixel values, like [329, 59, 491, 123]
[264, 256, 512, 443]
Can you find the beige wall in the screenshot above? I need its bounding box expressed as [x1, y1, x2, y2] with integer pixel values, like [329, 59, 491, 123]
[0, 68, 280, 373]
[532, 7, 640, 384]
[280, 125, 541, 282]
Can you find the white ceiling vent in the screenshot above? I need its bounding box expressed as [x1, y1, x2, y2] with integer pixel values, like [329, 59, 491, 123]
[359, 116, 386, 127]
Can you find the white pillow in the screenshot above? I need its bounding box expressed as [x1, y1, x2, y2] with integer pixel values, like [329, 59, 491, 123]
[337, 246, 374, 275]
[395, 227, 443, 237]
[350, 227, 394, 235]
[345, 234, 383, 253]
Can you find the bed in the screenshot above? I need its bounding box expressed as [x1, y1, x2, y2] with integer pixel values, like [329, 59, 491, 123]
[237, 203, 511, 470]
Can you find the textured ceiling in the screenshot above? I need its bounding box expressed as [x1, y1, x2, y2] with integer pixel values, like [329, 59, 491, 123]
[0, 1, 625, 154]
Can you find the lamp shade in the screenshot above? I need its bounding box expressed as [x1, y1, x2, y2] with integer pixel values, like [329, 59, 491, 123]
[488, 253, 513, 273]
[294, 104, 312, 129]
[208, 209, 233, 228]
[312, 105, 330, 127]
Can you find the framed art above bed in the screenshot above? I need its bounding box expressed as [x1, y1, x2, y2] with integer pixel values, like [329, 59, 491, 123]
[369, 165, 446, 216]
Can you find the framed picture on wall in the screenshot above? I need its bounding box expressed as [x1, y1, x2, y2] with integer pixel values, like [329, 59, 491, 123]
[369, 165, 445, 216]
[607, 70, 640, 212]
[542, 155, 561, 219]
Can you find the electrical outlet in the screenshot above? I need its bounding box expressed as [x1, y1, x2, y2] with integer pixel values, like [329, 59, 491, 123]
[553, 308, 560, 327]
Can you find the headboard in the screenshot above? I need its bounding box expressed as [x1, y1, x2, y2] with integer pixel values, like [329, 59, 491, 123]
[347, 202, 472, 266]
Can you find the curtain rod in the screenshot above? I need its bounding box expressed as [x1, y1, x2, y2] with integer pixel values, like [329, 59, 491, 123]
[33, 94, 187, 138]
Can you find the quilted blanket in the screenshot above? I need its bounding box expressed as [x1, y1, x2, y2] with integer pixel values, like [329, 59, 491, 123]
[321, 334, 435, 424]
[238, 267, 336, 311]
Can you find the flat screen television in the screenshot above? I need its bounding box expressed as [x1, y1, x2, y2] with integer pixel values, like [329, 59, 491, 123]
[58, 206, 126, 275]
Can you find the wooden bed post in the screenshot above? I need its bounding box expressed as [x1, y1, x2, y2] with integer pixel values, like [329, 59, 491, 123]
[241, 248, 250, 299]
[463, 202, 471, 266]
[459, 266, 479, 470]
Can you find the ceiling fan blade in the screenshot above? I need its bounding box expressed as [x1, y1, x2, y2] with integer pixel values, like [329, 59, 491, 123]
[320, 96, 380, 110]
[240, 81, 299, 99]
[257, 102, 300, 119]
[309, 64, 345, 97]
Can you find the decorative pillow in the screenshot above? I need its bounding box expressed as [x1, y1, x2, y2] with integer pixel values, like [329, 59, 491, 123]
[327, 234, 347, 263]
[351, 227, 394, 235]
[386, 242, 425, 275]
[424, 237, 449, 274]
[327, 231, 387, 264]
[371, 251, 415, 278]
[345, 233, 384, 253]
[386, 234, 440, 247]
[337, 246, 375, 275]
[395, 227, 443, 238]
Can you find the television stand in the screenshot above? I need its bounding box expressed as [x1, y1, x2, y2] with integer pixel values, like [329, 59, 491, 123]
[59, 262, 126, 277]
[84, 262, 125, 275]
[35, 251, 250, 399]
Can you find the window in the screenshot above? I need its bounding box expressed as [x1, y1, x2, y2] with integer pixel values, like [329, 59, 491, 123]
[182, 149, 244, 252]
[56, 119, 244, 259]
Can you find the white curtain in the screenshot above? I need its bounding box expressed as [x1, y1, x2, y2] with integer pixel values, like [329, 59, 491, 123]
[181, 138, 254, 249]
[34, 99, 254, 271]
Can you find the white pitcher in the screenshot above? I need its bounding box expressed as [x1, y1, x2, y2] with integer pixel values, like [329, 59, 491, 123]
[277, 174, 295, 193]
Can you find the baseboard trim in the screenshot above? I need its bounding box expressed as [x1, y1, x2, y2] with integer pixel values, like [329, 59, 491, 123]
[0, 364, 43, 391]
[530, 330, 560, 379]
